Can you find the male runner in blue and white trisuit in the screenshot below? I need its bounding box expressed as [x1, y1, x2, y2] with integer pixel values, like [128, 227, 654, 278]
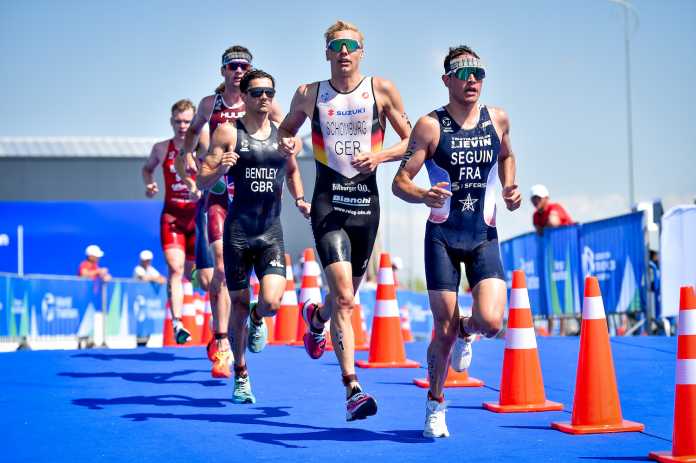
[393, 45, 522, 437]
[198, 69, 308, 403]
[278, 20, 412, 421]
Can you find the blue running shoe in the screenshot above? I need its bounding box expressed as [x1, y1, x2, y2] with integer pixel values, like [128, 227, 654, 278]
[247, 303, 267, 353]
[232, 375, 256, 404]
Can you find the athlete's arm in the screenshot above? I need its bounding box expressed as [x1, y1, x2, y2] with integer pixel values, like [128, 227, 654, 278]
[269, 99, 284, 124]
[178, 96, 213, 190]
[175, 125, 209, 200]
[352, 77, 411, 173]
[142, 142, 164, 197]
[197, 123, 238, 190]
[285, 153, 311, 218]
[392, 114, 451, 207]
[491, 107, 521, 211]
[277, 83, 316, 157]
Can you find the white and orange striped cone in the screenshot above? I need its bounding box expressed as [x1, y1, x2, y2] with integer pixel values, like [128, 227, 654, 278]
[352, 287, 370, 351]
[270, 254, 299, 344]
[200, 292, 213, 346]
[483, 270, 563, 412]
[413, 329, 484, 388]
[180, 280, 200, 345]
[292, 248, 323, 346]
[552, 276, 644, 434]
[400, 305, 414, 343]
[193, 292, 206, 346]
[162, 300, 175, 346]
[356, 253, 420, 368]
[649, 286, 696, 462]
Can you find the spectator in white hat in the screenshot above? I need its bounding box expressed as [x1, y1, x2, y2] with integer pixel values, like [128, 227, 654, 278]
[530, 184, 573, 235]
[78, 245, 112, 282]
[133, 250, 166, 284]
[530, 184, 575, 336]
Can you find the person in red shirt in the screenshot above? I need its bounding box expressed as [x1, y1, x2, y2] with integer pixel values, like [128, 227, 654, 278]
[78, 245, 112, 282]
[530, 184, 575, 335]
[530, 184, 573, 235]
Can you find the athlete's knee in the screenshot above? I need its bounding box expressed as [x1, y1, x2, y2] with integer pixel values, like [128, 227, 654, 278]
[432, 318, 457, 347]
[168, 263, 185, 278]
[331, 290, 355, 314]
[477, 311, 503, 338]
[265, 297, 282, 314]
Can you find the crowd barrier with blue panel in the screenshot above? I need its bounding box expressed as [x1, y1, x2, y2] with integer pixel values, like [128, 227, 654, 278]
[0, 271, 471, 347]
[500, 211, 647, 317]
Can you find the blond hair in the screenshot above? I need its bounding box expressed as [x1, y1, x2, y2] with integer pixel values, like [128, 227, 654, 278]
[324, 20, 364, 44]
[171, 99, 195, 115]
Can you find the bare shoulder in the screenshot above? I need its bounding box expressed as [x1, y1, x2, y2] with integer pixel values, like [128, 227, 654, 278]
[415, 111, 440, 133]
[295, 82, 319, 101]
[372, 76, 400, 97]
[198, 94, 216, 113]
[487, 106, 510, 129]
[152, 139, 170, 155]
[213, 121, 236, 140]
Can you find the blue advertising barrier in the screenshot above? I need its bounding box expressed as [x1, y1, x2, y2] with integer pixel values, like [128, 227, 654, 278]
[500, 232, 546, 315]
[0, 201, 164, 277]
[542, 225, 582, 316]
[500, 212, 647, 316]
[103, 280, 168, 339]
[0, 274, 100, 337]
[579, 212, 646, 314]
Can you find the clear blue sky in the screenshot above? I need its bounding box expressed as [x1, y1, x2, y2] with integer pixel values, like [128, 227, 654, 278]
[2, 0, 694, 279]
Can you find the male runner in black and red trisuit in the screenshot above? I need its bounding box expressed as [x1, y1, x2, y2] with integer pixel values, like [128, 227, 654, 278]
[198, 69, 308, 402]
[278, 20, 412, 421]
[143, 99, 201, 344]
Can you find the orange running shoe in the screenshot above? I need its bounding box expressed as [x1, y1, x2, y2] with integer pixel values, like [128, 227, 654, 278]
[207, 338, 218, 362]
[211, 350, 232, 378]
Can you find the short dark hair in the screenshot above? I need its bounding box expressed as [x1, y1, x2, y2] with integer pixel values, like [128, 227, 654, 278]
[240, 69, 275, 93]
[444, 45, 480, 73]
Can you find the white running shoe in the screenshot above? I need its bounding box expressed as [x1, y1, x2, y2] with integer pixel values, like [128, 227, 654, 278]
[423, 399, 449, 438]
[450, 334, 474, 372]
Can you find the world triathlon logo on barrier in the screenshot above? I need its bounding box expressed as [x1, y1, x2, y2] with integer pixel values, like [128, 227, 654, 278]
[582, 246, 616, 281]
[514, 258, 540, 290]
[41, 292, 79, 322]
[133, 295, 165, 323]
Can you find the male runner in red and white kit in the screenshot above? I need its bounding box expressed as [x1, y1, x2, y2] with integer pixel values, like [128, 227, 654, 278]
[177, 45, 283, 376]
[143, 99, 200, 343]
[278, 20, 412, 421]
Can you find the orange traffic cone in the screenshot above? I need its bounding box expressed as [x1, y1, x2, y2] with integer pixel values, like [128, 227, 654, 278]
[413, 330, 483, 388]
[271, 254, 299, 344]
[193, 293, 206, 346]
[483, 270, 562, 412]
[649, 286, 696, 462]
[163, 300, 175, 346]
[180, 280, 200, 345]
[356, 253, 420, 368]
[413, 366, 484, 388]
[400, 305, 414, 343]
[292, 248, 322, 346]
[352, 288, 370, 351]
[552, 276, 644, 434]
[200, 293, 212, 346]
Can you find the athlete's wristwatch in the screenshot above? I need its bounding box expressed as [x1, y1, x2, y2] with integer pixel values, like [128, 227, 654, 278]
[294, 196, 305, 206]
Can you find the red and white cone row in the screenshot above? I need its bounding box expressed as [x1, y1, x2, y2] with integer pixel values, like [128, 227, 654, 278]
[649, 286, 696, 462]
